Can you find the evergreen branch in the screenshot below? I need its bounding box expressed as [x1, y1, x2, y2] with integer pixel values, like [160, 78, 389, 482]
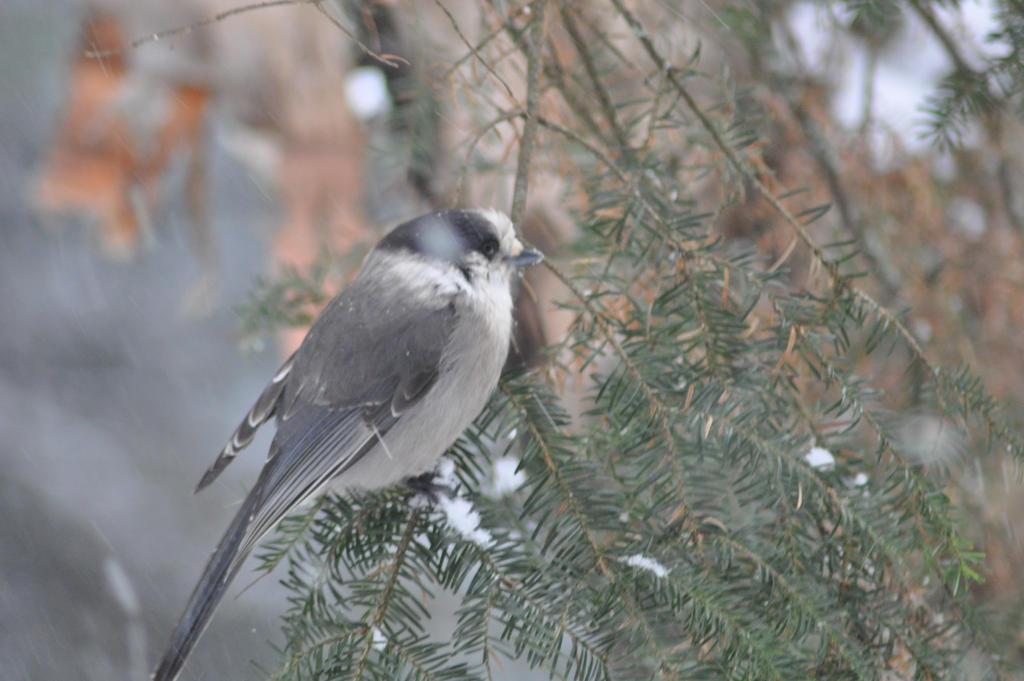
[531, 113, 742, 380]
[467, 541, 611, 679]
[617, 590, 680, 680]
[386, 639, 461, 681]
[909, 0, 976, 76]
[782, 94, 900, 301]
[774, 323, 1007, 678]
[708, 469, 952, 681]
[539, 262, 693, 522]
[695, 405, 962, 679]
[270, 627, 358, 681]
[501, 384, 612, 576]
[270, 493, 424, 679]
[490, 14, 731, 428]
[607, 0, 927, 362]
[353, 508, 424, 677]
[704, 407, 898, 570]
[501, 384, 680, 677]
[609, 0, 1024, 468]
[664, 571, 786, 681]
[537, 566, 603, 674]
[480, 580, 499, 681]
[682, 260, 721, 377]
[714, 535, 874, 681]
[533, 114, 660, 237]
[610, 0, 834, 273]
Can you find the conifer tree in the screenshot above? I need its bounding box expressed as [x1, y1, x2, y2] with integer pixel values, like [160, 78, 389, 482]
[232, 1, 1024, 679]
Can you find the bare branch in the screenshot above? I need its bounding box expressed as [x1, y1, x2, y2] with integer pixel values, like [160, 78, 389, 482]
[509, 0, 547, 226]
[557, 4, 630, 152]
[433, 0, 514, 98]
[310, 2, 408, 68]
[84, 0, 305, 57]
[84, 0, 407, 69]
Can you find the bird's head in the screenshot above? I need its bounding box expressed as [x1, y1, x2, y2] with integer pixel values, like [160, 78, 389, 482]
[373, 209, 543, 293]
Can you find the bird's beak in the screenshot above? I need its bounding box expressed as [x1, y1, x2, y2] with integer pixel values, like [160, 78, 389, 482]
[506, 248, 544, 267]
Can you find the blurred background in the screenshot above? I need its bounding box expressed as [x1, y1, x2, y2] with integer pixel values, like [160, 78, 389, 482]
[2, 0, 1024, 679]
[2, 2, 286, 679]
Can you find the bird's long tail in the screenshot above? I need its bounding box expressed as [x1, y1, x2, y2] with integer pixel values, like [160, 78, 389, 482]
[150, 492, 257, 681]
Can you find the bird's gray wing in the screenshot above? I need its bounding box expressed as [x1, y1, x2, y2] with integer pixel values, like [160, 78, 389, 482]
[281, 275, 454, 415]
[232, 405, 380, 563]
[194, 353, 297, 492]
[234, 278, 457, 563]
[195, 271, 452, 491]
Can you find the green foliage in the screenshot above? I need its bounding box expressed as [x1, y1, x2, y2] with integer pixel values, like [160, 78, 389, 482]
[845, 0, 1024, 149]
[235, 1, 1024, 680]
[237, 260, 335, 341]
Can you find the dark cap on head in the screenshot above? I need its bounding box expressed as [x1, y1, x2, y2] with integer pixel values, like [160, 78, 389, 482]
[377, 210, 501, 264]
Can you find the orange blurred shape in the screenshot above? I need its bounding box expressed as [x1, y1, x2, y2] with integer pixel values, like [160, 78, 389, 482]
[33, 10, 208, 258]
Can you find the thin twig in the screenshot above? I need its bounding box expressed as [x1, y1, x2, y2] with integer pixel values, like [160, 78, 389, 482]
[509, 0, 547, 226]
[453, 110, 523, 206]
[558, 4, 630, 152]
[769, 16, 898, 299]
[785, 94, 901, 301]
[433, 0, 514, 98]
[438, 22, 507, 84]
[541, 37, 605, 141]
[85, 0, 407, 69]
[909, 1, 975, 76]
[311, 2, 408, 68]
[997, 156, 1024, 234]
[84, 0, 307, 57]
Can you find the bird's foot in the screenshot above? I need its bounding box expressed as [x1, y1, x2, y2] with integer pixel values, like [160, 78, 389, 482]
[402, 472, 454, 503]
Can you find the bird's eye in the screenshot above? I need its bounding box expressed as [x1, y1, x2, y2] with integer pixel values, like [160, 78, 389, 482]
[480, 238, 499, 259]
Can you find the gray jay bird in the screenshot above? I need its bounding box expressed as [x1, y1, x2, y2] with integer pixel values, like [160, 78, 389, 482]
[151, 208, 542, 681]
